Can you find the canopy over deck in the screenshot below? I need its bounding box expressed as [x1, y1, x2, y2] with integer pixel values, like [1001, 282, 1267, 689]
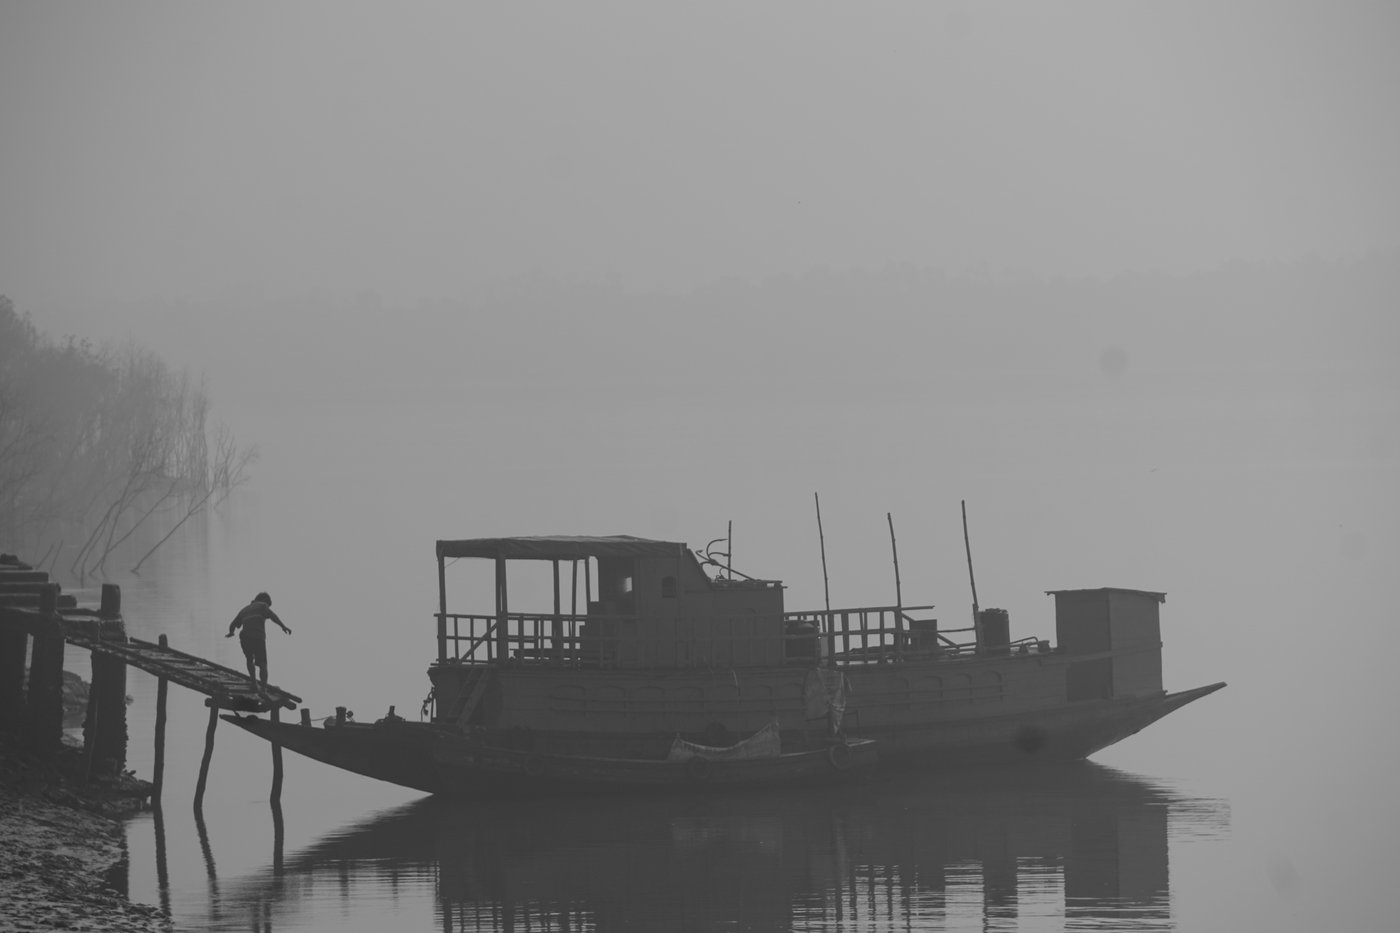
[437, 535, 687, 562]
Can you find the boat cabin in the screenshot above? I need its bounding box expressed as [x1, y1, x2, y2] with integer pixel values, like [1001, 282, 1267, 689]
[435, 536, 793, 669]
[1047, 587, 1166, 699]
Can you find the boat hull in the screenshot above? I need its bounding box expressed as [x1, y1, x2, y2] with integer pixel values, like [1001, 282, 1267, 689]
[223, 716, 878, 796]
[429, 651, 1226, 766]
[224, 681, 1222, 796]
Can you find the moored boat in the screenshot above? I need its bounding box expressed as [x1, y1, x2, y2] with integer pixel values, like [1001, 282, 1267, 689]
[421, 535, 1224, 766]
[229, 530, 1224, 794]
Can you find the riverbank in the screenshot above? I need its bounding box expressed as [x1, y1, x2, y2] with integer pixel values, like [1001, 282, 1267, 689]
[0, 735, 169, 933]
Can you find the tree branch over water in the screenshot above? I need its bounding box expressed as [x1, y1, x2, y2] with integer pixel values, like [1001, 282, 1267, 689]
[0, 296, 256, 579]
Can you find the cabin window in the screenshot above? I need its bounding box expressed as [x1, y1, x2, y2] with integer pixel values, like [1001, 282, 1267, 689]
[661, 576, 677, 598]
[621, 576, 633, 595]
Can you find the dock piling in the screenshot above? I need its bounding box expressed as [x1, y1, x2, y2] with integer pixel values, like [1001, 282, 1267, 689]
[194, 700, 219, 811]
[82, 665, 100, 782]
[0, 622, 26, 731]
[83, 583, 128, 777]
[24, 584, 64, 753]
[152, 634, 169, 805]
[269, 706, 284, 803]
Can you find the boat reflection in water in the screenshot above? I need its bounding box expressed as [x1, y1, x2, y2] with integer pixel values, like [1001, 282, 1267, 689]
[212, 763, 1227, 932]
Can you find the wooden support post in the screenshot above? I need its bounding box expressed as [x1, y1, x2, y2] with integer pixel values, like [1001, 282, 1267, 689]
[152, 634, 169, 805]
[0, 626, 27, 731]
[84, 583, 128, 777]
[194, 701, 219, 810]
[570, 559, 579, 661]
[269, 706, 283, 803]
[99, 581, 121, 618]
[25, 584, 64, 754]
[552, 559, 561, 651]
[82, 664, 99, 783]
[495, 557, 508, 662]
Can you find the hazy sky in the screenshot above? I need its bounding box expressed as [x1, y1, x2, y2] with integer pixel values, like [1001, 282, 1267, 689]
[2, 2, 1397, 310]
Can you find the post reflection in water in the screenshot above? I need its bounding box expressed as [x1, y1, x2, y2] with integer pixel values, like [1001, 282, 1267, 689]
[205, 763, 1227, 932]
[272, 800, 285, 880]
[193, 804, 221, 926]
[152, 804, 172, 918]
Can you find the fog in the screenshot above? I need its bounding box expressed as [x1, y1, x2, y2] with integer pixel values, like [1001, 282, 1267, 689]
[4, 3, 1398, 304]
[3, 3, 1399, 931]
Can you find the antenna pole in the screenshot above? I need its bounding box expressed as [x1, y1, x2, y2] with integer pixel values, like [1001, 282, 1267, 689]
[888, 511, 905, 658]
[887, 512, 903, 610]
[815, 493, 831, 612]
[726, 520, 733, 580]
[962, 499, 980, 624]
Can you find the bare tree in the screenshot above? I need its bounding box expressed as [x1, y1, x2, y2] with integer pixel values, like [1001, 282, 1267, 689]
[0, 297, 257, 577]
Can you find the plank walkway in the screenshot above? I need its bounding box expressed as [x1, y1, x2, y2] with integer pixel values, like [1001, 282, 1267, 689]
[5, 558, 301, 806]
[66, 627, 300, 712]
[3, 599, 300, 713]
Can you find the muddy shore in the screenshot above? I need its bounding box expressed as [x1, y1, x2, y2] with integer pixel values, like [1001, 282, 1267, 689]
[0, 736, 169, 933]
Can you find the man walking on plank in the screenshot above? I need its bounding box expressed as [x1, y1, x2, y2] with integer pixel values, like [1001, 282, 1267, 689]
[226, 591, 291, 696]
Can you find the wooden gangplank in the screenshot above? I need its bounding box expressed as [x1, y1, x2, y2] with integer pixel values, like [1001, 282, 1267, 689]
[65, 629, 301, 712]
[3, 560, 300, 806]
[3, 597, 299, 713]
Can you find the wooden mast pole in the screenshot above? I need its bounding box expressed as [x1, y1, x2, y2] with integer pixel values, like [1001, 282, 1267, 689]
[815, 492, 831, 613]
[887, 512, 903, 608]
[887, 512, 904, 657]
[962, 499, 980, 624]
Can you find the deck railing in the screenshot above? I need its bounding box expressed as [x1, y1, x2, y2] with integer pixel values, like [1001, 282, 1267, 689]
[436, 604, 1042, 668]
[437, 611, 817, 668]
